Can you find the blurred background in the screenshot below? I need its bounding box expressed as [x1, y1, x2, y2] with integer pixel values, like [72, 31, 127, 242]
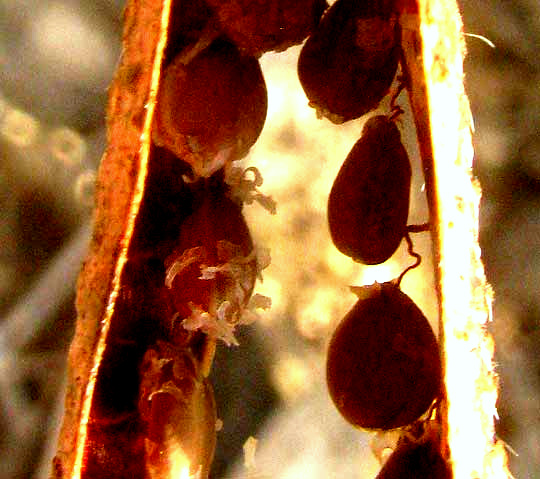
[0, 0, 538, 478]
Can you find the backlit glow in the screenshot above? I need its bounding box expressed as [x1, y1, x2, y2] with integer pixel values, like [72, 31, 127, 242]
[413, 1, 512, 477]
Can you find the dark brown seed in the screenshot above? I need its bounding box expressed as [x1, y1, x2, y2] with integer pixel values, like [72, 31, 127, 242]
[326, 282, 441, 430]
[298, 0, 400, 123]
[205, 0, 328, 56]
[327, 115, 411, 265]
[153, 41, 267, 177]
[376, 431, 451, 478]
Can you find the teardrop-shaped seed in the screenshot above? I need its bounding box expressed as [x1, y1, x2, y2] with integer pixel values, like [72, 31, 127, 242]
[298, 0, 400, 123]
[153, 41, 267, 177]
[328, 115, 411, 265]
[326, 282, 441, 430]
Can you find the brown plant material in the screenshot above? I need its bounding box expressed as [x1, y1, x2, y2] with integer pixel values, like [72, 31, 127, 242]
[298, 0, 401, 123]
[138, 341, 217, 478]
[51, 0, 513, 477]
[205, 0, 328, 56]
[52, 0, 286, 475]
[163, 178, 260, 347]
[327, 115, 411, 265]
[152, 40, 268, 177]
[49, 0, 266, 477]
[326, 281, 441, 431]
[375, 422, 451, 479]
[52, 1, 173, 477]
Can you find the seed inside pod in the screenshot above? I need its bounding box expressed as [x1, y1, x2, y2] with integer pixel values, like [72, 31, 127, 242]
[204, 0, 328, 56]
[138, 341, 217, 478]
[164, 178, 263, 345]
[153, 40, 268, 177]
[298, 0, 400, 123]
[326, 281, 441, 430]
[327, 115, 411, 265]
[375, 429, 451, 478]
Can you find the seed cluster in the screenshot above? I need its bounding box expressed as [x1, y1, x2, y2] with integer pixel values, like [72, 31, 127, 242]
[136, 0, 446, 477]
[296, 0, 447, 474]
[135, 3, 333, 476]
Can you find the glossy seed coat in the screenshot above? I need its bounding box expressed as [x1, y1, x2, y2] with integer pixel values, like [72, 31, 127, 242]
[298, 0, 400, 123]
[326, 282, 441, 430]
[153, 41, 267, 177]
[328, 115, 411, 265]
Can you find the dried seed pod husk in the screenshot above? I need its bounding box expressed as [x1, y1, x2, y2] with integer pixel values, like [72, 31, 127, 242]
[205, 0, 328, 56]
[327, 115, 411, 265]
[153, 40, 267, 177]
[138, 341, 217, 478]
[326, 282, 441, 430]
[298, 0, 400, 123]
